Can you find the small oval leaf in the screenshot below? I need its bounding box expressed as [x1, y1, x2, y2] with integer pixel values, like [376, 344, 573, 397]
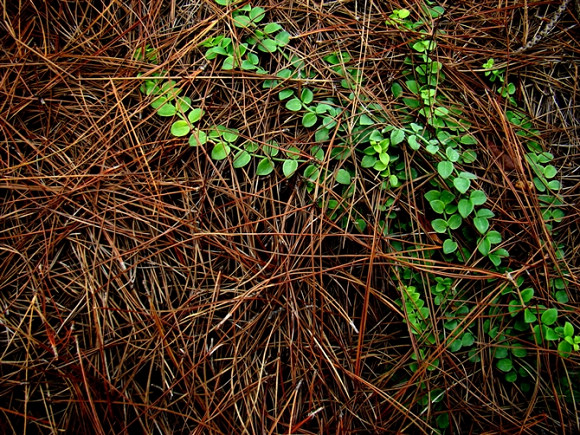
[256, 158, 275, 176]
[282, 159, 298, 178]
[540, 308, 558, 326]
[335, 168, 351, 185]
[496, 358, 513, 372]
[233, 150, 251, 168]
[302, 112, 318, 128]
[438, 161, 454, 179]
[285, 98, 302, 112]
[170, 120, 190, 137]
[188, 108, 204, 123]
[443, 239, 458, 254]
[211, 142, 231, 160]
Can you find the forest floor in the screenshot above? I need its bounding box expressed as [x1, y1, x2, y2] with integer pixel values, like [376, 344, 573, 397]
[1, 1, 579, 433]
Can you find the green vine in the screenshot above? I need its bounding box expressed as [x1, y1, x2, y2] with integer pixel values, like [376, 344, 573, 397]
[134, 1, 576, 431]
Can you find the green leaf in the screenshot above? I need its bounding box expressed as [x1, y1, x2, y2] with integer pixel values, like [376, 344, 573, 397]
[300, 88, 314, 104]
[390, 129, 405, 146]
[543, 165, 557, 179]
[504, 371, 517, 383]
[461, 332, 475, 347]
[545, 327, 559, 341]
[473, 217, 489, 234]
[406, 80, 419, 95]
[488, 248, 509, 266]
[277, 69, 292, 79]
[460, 171, 478, 180]
[264, 22, 283, 33]
[256, 158, 275, 176]
[432, 219, 448, 233]
[275, 31, 291, 47]
[282, 159, 298, 178]
[403, 97, 420, 109]
[425, 190, 440, 202]
[335, 169, 351, 185]
[373, 160, 387, 171]
[188, 130, 207, 146]
[486, 231, 502, 244]
[285, 98, 302, 111]
[170, 120, 190, 137]
[233, 15, 252, 28]
[391, 82, 403, 98]
[263, 142, 279, 157]
[445, 146, 460, 162]
[188, 108, 204, 123]
[157, 103, 177, 117]
[303, 164, 319, 181]
[315, 103, 333, 114]
[541, 308, 558, 326]
[508, 300, 520, 317]
[141, 80, 160, 96]
[521, 288, 534, 304]
[407, 135, 420, 150]
[412, 40, 428, 53]
[359, 114, 374, 126]
[436, 412, 449, 429]
[361, 155, 377, 168]
[278, 89, 294, 100]
[211, 142, 231, 160]
[437, 161, 454, 179]
[511, 344, 527, 358]
[233, 150, 251, 168]
[441, 191, 456, 205]
[310, 145, 324, 162]
[524, 308, 537, 324]
[428, 6, 445, 18]
[564, 322, 574, 337]
[458, 199, 474, 218]
[379, 152, 390, 166]
[176, 96, 192, 112]
[558, 340, 572, 357]
[426, 143, 439, 154]
[496, 358, 513, 372]
[249, 6, 265, 22]
[443, 239, 458, 254]
[555, 290, 568, 303]
[258, 38, 278, 53]
[459, 134, 476, 145]
[478, 237, 491, 256]
[221, 128, 239, 143]
[476, 208, 495, 219]
[315, 127, 330, 142]
[243, 142, 258, 153]
[429, 200, 445, 214]
[434, 106, 449, 117]
[495, 347, 509, 359]
[160, 80, 181, 98]
[453, 176, 470, 193]
[302, 112, 318, 128]
[222, 55, 235, 70]
[284, 145, 301, 160]
[322, 116, 337, 129]
[447, 214, 462, 230]
[470, 190, 487, 206]
[461, 150, 477, 163]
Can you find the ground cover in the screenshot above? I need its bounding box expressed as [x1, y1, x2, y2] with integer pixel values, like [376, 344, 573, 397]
[1, 0, 579, 433]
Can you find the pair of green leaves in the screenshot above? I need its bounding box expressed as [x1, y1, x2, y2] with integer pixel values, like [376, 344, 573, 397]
[231, 4, 265, 28]
[208, 126, 239, 160]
